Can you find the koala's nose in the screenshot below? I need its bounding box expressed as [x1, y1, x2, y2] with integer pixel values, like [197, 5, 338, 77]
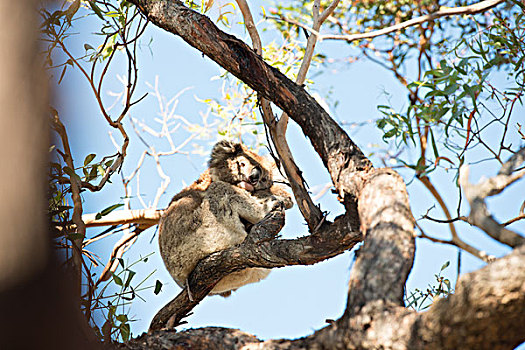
[249, 166, 261, 184]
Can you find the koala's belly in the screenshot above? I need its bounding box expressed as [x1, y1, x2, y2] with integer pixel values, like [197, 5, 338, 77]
[159, 208, 247, 289]
[211, 268, 271, 295]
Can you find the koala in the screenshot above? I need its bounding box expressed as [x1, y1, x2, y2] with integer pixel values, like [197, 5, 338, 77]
[158, 140, 293, 296]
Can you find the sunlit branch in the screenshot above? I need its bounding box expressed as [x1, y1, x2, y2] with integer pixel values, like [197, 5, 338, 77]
[283, 0, 506, 43]
[236, 0, 324, 230]
[459, 147, 525, 248]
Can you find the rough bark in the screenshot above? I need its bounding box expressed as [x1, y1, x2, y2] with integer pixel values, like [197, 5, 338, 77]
[122, 246, 525, 349]
[117, 1, 525, 349]
[150, 209, 362, 330]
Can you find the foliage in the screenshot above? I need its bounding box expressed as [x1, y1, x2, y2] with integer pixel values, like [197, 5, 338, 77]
[42, 0, 158, 342]
[405, 260, 454, 311]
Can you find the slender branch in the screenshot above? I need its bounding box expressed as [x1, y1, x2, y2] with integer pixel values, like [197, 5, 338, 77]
[504, 213, 525, 226]
[459, 147, 525, 248]
[418, 176, 460, 240]
[416, 222, 496, 263]
[235, 0, 261, 54]
[82, 209, 163, 227]
[97, 225, 148, 283]
[51, 108, 85, 297]
[235, 0, 325, 229]
[312, 0, 505, 42]
[277, 0, 340, 133]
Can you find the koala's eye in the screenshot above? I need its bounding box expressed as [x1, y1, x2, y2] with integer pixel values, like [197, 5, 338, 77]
[249, 166, 262, 184]
[239, 161, 246, 167]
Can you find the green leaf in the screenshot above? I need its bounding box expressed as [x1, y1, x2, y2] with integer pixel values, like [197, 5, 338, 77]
[84, 153, 96, 166]
[440, 261, 450, 271]
[154, 280, 163, 295]
[429, 128, 439, 159]
[124, 270, 136, 288]
[57, 65, 67, 85]
[112, 274, 123, 286]
[97, 203, 124, 218]
[120, 322, 130, 342]
[89, 1, 106, 21]
[116, 314, 128, 323]
[65, 0, 81, 22]
[63, 166, 81, 183]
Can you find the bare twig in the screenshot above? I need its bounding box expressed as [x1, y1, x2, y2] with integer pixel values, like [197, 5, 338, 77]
[272, 0, 506, 43]
[503, 213, 525, 226]
[97, 225, 149, 283]
[83, 209, 163, 228]
[459, 147, 525, 248]
[416, 222, 495, 263]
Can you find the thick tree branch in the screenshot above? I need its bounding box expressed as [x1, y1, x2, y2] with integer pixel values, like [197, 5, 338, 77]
[345, 169, 415, 316]
[415, 244, 525, 349]
[150, 210, 361, 330]
[122, 230, 525, 350]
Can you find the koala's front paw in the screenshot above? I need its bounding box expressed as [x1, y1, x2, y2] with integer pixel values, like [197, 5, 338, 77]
[265, 196, 285, 213]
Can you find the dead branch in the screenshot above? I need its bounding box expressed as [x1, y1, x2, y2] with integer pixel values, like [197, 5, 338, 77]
[459, 147, 525, 248]
[83, 209, 163, 228]
[271, 0, 506, 43]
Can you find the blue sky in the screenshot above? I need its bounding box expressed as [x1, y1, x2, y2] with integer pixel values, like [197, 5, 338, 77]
[54, 0, 525, 342]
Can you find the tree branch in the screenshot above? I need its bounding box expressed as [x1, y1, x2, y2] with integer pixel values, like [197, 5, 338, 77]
[287, 0, 506, 43]
[416, 244, 525, 349]
[82, 209, 163, 228]
[150, 210, 361, 330]
[235, 0, 324, 229]
[460, 147, 525, 248]
[345, 169, 415, 316]
[122, 245, 525, 350]
[51, 108, 85, 296]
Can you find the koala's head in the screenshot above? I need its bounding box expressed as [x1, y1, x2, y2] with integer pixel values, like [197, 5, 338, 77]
[209, 140, 274, 191]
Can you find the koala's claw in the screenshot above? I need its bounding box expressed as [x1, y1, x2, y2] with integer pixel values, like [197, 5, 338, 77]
[272, 201, 285, 212]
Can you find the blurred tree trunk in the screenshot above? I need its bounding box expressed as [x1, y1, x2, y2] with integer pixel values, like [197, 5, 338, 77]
[0, 1, 99, 349]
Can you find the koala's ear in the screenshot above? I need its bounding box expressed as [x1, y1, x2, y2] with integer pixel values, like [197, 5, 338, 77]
[209, 140, 241, 167]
